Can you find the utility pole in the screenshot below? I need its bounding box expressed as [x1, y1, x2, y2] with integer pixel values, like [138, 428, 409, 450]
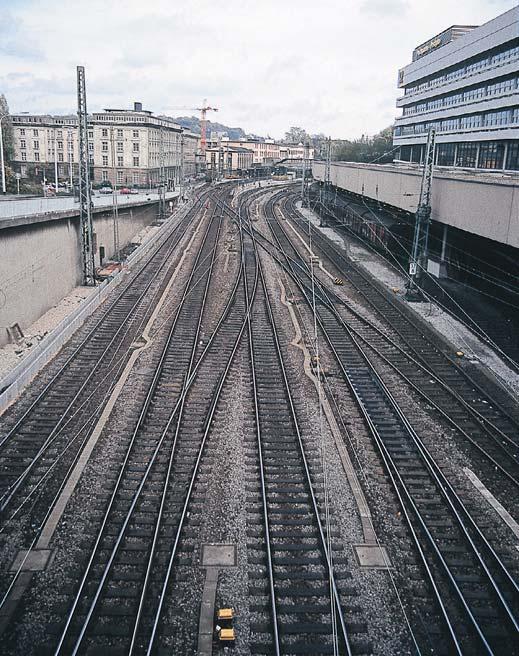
[110, 127, 120, 259]
[324, 137, 332, 189]
[77, 65, 96, 285]
[157, 126, 166, 221]
[179, 132, 185, 202]
[301, 141, 311, 207]
[0, 113, 8, 195]
[53, 127, 59, 194]
[68, 128, 74, 190]
[320, 137, 332, 226]
[218, 147, 224, 182]
[301, 147, 306, 205]
[405, 128, 436, 301]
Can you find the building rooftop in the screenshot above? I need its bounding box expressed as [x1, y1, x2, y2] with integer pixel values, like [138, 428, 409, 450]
[412, 25, 478, 62]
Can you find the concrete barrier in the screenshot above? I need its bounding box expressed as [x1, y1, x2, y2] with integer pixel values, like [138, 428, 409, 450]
[0, 199, 193, 415]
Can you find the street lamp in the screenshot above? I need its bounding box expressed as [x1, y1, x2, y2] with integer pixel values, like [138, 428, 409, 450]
[0, 112, 8, 195]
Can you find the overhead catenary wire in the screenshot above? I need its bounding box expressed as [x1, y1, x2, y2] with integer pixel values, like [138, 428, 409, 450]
[311, 190, 519, 371]
[306, 197, 339, 655]
[256, 189, 422, 653]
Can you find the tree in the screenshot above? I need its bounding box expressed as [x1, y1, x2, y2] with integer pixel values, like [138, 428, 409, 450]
[0, 94, 14, 162]
[333, 125, 395, 164]
[284, 126, 309, 144]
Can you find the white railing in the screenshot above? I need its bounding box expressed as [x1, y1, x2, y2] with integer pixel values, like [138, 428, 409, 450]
[0, 191, 179, 220]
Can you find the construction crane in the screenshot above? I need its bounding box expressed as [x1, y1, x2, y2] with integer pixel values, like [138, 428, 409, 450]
[197, 99, 218, 151]
[405, 127, 436, 301]
[164, 100, 219, 151]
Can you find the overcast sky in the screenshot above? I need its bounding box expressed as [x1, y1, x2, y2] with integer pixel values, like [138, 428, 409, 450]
[1, 0, 517, 140]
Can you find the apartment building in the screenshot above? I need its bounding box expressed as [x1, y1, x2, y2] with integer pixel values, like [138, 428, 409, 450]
[182, 130, 200, 178]
[393, 6, 519, 170]
[10, 102, 199, 187]
[10, 114, 79, 183]
[205, 145, 254, 176]
[207, 136, 314, 165]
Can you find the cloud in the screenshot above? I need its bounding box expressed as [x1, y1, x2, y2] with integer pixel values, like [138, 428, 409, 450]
[359, 0, 410, 17]
[0, 8, 43, 59]
[1, 0, 517, 139]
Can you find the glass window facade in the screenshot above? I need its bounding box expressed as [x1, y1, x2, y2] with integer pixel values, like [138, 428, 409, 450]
[400, 140, 519, 170]
[460, 114, 482, 128]
[404, 40, 519, 96]
[486, 109, 510, 125]
[436, 143, 456, 166]
[441, 118, 459, 131]
[478, 141, 505, 169]
[410, 145, 423, 163]
[399, 145, 412, 161]
[396, 36, 519, 173]
[403, 75, 518, 115]
[457, 142, 478, 167]
[506, 142, 519, 169]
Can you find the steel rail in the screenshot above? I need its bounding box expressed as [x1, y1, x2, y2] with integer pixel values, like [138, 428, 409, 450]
[268, 195, 519, 483]
[0, 196, 211, 516]
[54, 199, 224, 655]
[310, 190, 519, 376]
[0, 193, 206, 450]
[265, 194, 519, 654]
[142, 213, 258, 655]
[127, 197, 247, 653]
[242, 202, 281, 656]
[286, 193, 519, 434]
[225, 192, 519, 487]
[241, 193, 354, 656]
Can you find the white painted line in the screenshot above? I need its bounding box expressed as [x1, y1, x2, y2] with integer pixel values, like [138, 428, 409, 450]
[463, 467, 519, 543]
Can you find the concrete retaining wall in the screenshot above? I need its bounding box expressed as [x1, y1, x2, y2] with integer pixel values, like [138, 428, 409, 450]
[0, 202, 159, 346]
[312, 161, 519, 248]
[0, 202, 187, 413]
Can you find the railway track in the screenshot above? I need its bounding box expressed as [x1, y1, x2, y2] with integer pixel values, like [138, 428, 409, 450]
[235, 188, 519, 654]
[0, 192, 212, 535]
[242, 191, 519, 506]
[313, 188, 519, 372]
[1, 181, 517, 654]
[239, 196, 365, 656]
[284, 193, 519, 435]
[49, 191, 255, 655]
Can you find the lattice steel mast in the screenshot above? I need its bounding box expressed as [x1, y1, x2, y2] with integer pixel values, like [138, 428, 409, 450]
[158, 126, 166, 221]
[301, 141, 310, 207]
[179, 133, 185, 202]
[320, 137, 332, 226]
[77, 66, 96, 285]
[405, 127, 436, 301]
[110, 127, 120, 259]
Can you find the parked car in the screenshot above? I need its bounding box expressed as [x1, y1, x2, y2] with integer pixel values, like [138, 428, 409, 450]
[99, 187, 113, 194]
[119, 187, 131, 194]
[129, 188, 139, 194]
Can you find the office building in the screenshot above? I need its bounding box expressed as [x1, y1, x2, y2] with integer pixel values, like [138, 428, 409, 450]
[393, 7, 519, 171]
